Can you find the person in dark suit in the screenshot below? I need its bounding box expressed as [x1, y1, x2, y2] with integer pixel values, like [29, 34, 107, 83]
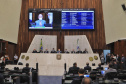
[116, 54, 121, 63]
[57, 49, 61, 53]
[64, 49, 69, 53]
[71, 49, 76, 53]
[44, 49, 49, 53]
[22, 63, 30, 75]
[83, 49, 88, 53]
[71, 69, 84, 84]
[51, 48, 56, 53]
[96, 63, 103, 70]
[68, 63, 79, 74]
[113, 61, 118, 70]
[76, 48, 82, 53]
[32, 49, 37, 53]
[105, 63, 117, 76]
[121, 54, 125, 69]
[106, 53, 110, 64]
[84, 62, 91, 72]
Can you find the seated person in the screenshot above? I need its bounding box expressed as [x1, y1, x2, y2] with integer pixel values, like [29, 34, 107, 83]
[64, 49, 69, 53]
[76, 48, 82, 53]
[96, 63, 103, 70]
[35, 14, 46, 27]
[14, 54, 18, 64]
[84, 62, 91, 72]
[51, 48, 56, 53]
[81, 78, 92, 84]
[71, 69, 84, 84]
[105, 63, 117, 75]
[68, 62, 79, 74]
[39, 49, 43, 53]
[57, 49, 61, 53]
[71, 49, 76, 53]
[44, 49, 49, 53]
[113, 61, 118, 70]
[32, 49, 37, 53]
[83, 49, 88, 53]
[22, 63, 30, 75]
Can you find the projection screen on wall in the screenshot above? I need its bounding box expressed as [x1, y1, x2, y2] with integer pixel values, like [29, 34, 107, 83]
[0, 0, 22, 44]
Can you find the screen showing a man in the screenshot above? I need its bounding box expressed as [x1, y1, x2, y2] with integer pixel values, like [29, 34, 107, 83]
[35, 14, 46, 28]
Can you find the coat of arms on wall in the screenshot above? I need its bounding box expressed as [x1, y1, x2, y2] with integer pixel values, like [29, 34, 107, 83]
[56, 54, 62, 60]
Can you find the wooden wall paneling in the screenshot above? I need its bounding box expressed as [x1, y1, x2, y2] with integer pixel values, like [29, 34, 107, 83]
[17, 0, 106, 56]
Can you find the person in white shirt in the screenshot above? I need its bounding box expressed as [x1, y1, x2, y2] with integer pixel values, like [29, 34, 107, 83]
[14, 54, 18, 64]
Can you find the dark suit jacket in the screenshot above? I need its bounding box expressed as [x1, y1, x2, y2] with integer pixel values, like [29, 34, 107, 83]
[22, 67, 30, 75]
[76, 51, 82, 53]
[44, 51, 49, 53]
[68, 66, 79, 74]
[83, 51, 88, 53]
[117, 56, 121, 63]
[32, 50, 37, 53]
[96, 66, 103, 70]
[84, 65, 91, 72]
[51, 50, 56, 53]
[71, 76, 84, 84]
[71, 51, 76, 53]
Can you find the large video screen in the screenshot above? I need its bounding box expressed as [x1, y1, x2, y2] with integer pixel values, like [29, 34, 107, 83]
[28, 9, 95, 30]
[61, 11, 94, 29]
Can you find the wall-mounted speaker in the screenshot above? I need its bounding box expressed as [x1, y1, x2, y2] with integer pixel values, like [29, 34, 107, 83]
[122, 4, 126, 11]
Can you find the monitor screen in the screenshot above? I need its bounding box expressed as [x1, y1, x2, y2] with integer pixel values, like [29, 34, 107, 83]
[61, 10, 94, 29]
[28, 9, 95, 30]
[101, 70, 105, 75]
[84, 75, 90, 77]
[104, 67, 108, 70]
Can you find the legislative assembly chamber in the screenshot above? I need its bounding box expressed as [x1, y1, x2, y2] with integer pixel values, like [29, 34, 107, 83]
[0, 0, 126, 84]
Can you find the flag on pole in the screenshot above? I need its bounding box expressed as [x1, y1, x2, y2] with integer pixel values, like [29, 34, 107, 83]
[77, 39, 79, 51]
[40, 39, 43, 51]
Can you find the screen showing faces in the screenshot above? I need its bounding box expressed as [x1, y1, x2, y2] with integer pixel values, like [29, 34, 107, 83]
[28, 9, 95, 30]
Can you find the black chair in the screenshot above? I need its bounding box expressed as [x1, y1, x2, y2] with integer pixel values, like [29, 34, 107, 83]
[18, 62, 23, 65]
[105, 72, 117, 80]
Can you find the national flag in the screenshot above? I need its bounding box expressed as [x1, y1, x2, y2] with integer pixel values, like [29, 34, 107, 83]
[40, 39, 43, 51]
[77, 39, 79, 51]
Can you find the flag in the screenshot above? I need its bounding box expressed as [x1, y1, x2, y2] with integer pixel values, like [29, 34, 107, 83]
[40, 39, 43, 51]
[77, 39, 79, 51]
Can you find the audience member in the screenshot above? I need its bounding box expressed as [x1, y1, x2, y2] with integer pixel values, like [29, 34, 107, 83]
[71, 49, 76, 53]
[116, 54, 121, 63]
[121, 54, 125, 69]
[64, 49, 69, 53]
[84, 62, 91, 72]
[71, 69, 84, 84]
[113, 61, 118, 70]
[68, 62, 79, 74]
[83, 49, 88, 53]
[106, 53, 110, 64]
[5, 55, 10, 65]
[51, 48, 56, 53]
[96, 63, 103, 70]
[81, 78, 92, 84]
[105, 63, 117, 75]
[57, 49, 61, 53]
[76, 48, 82, 53]
[22, 63, 30, 75]
[14, 54, 18, 64]
[44, 49, 49, 53]
[32, 49, 37, 53]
